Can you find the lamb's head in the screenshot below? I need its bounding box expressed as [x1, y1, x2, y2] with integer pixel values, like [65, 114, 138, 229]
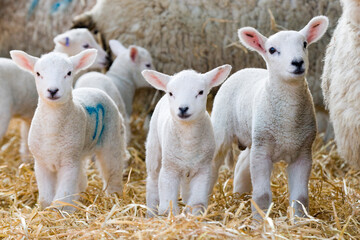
[10, 49, 97, 104]
[142, 65, 231, 122]
[53, 28, 109, 70]
[238, 16, 328, 81]
[109, 39, 154, 88]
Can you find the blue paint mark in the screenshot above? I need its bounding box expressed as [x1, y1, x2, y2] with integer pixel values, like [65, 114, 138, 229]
[27, 0, 39, 18]
[51, 0, 73, 14]
[65, 37, 70, 46]
[85, 103, 105, 144]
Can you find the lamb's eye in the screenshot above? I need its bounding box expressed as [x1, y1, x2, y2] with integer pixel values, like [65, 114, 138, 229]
[198, 90, 204, 95]
[145, 63, 151, 68]
[36, 72, 40, 77]
[303, 41, 307, 49]
[83, 44, 90, 48]
[67, 71, 72, 76]
[169, 92, 173, 97]
[269, 47, 276, 54]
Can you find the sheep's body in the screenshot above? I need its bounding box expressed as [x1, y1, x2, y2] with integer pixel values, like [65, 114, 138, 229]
[321, 0, 360, 168]
[72, 0, 341, 137]
[211, 17, 328, 218]
[142, 65, 231, 216]
[31, 88, 126, 210]
[10, 50, 126, 212]
[75, 72, 131, 144]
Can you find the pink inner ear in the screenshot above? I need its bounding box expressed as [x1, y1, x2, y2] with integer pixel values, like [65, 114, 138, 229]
[15, 54, 34, 72]
[307, 23, 321, 43]
[243, 31, 265, 53]
[210, 69, 224, 86]
[76, 53, 92, 70]
[130, 48, 138, 62]
[149, 73, 165, 89]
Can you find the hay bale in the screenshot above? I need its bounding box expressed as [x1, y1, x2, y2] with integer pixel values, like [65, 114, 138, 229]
[0, 0, 96, 58]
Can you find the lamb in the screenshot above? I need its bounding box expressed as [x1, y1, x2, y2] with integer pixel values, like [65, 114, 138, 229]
[10, 49, 127, 212]
[211, 16, 329, 218]
[142, 65, 232, 216]
[0, 28, 108, 162]
[321, 0, 360, 169]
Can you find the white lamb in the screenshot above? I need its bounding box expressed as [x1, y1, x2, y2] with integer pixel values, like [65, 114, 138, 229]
[142, 65, 232, 216]
[10, 49, 127, 212]
[0, 28, 108, 162]
[211, 16, 329, 218]
[322, 0, 360, 168]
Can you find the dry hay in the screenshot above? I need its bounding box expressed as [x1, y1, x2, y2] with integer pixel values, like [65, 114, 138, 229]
[0, 95, 360, 239]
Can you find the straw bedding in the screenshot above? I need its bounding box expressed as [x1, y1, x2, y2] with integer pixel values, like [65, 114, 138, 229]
[0, 93, 359, 239]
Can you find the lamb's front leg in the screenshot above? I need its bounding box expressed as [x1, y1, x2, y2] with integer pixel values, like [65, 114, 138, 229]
[185, 166, 211, 215]
[53, 164, 82, 213]
[34, 161, 56, 210]
[287, 150, 312, 217]
[158, 165, 180, 215]
[250, 146, 273, 219]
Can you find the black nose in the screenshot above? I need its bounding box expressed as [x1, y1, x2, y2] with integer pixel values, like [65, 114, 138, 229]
[291, 59, 304, 68]
[48, 88, 59, 97]
[179, 106, 189, 115]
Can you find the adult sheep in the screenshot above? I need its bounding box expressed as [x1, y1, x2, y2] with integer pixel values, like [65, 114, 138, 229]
[72, 0, 341, 136]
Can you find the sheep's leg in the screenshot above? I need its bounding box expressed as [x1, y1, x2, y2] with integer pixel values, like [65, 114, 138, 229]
[20, 120, 32, 163]
[0, 107, 11, 144]
[185, 166, 211, 215]
[287, 150, 312, 217]
[34, 161, 56, 209]
[180, 178, 190, 205]
[209, 146, 228, 195]
[96, 147, 123, 195]
[145, 138, 161, 217]
[233, 148, 252, 194]
[53, 165, 82, 213]
[250, 147, 273, 220]
[158, 165, 180, 215]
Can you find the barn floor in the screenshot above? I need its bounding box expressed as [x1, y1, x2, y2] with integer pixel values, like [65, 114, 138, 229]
[0, 92, 359, 239]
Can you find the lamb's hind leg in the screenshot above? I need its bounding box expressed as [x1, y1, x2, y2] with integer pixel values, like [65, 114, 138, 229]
[0, 106, 11, 146]
[233, 148, 252, 194]
[287, 150, 312, 217]
[20, 120, 32, 163]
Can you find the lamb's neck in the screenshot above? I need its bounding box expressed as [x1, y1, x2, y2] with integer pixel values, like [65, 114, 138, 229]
[266, 73, 309, 104]
[106, 63, 136, 115]
[170, 113, 208, 141]
[37, 98, 76, 120]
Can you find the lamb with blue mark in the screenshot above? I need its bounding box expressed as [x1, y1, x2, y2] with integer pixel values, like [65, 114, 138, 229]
[10, 49, 127, 213]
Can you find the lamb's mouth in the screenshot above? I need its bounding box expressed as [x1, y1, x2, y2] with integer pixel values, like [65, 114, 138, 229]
[293, 69, 305, 75]
[178, 113, 191, 119]
[48, 96, 60, 100]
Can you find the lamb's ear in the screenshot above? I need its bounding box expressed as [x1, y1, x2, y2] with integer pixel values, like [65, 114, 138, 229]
[141, 70, 171, 91]
[53, 33, 70, 47]
[70, 49, 97, 74]
[109, 39, 126, 57]
[129, 46, 138, 62]
[204, 64, 232, 89]
[299, 16, 329, 45]
[238, 27, 267, 55]
[10, 50, 39, 74]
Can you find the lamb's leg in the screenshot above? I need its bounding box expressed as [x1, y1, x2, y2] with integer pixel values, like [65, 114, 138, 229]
[209, 146, 228, 195]
[0, 107, 11, 145]
[250, 147, 273, 219]
[53, 165, 82, 213]
[180, 178, 190, 205]
[158, 165, 180, 215]
[287, 150, 312, 217]
[34, 161, 56, 209]
[145, 137, 161, 217]
[96, 147, 124, 195]
[233, 148, 252, 194]
[185, 166, 211, 215]
[20, 120, 32, 163]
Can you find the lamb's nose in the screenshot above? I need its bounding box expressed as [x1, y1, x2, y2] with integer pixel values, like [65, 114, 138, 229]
[179, 106, 189, 115]
[48, 88, 59, 97]
[291, 59, 304, 68]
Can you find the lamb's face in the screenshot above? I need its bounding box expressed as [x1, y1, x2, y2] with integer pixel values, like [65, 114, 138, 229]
[264, 31, 309, 80]
[132, 47, 154, 88]
[166, 71, 208, 122]
[34, 53, 74, 104]
[54, 29, 109, 70]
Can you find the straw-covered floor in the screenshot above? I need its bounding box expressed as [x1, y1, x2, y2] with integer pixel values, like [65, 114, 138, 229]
[0, 90, 359, 239]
